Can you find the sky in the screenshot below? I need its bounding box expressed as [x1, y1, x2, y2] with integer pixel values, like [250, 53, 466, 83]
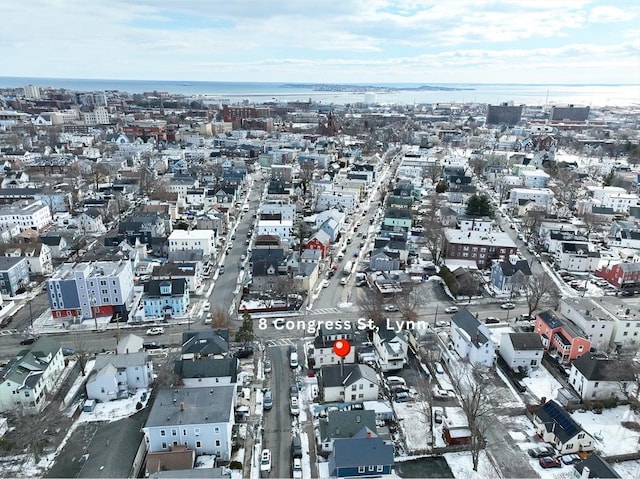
[1, 0, 639, 84]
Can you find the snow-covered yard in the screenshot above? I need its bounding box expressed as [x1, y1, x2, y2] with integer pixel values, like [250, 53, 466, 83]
[395, 401, 432, 452]
[76, 388, 151, 424]
[521, 366, 563, 402]
[572, 405, 640, 456]
[444, 450, 497, 479]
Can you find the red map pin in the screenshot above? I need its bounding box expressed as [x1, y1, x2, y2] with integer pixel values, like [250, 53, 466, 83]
[333, 339, 351, 358]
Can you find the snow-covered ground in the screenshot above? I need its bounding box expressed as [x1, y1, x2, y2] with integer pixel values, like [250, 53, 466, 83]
[444, 450, 497, 479]
[613, 459, 640, 478]
[77, 388, 151, 424]
[572, 405, 640, 456]
[394, 401, 432, 452]
[521, 366, 563, 402]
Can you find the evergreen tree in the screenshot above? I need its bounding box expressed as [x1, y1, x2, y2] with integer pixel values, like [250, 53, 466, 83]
[435, 180, 448, 193]
[235, 311, 254, 346]
[465, 193, 494, 218]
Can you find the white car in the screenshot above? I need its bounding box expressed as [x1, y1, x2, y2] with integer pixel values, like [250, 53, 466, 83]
[292, 458, 303, 479]
[321, 279, 330, 288]
[500, 302, 516, 310]
[444, 306, 459, 314]
[290, 396, 300, 416]
[260, 449, 271, 472]
[146, 327, 164, 336]
[384, 304, 399, 312]
[203, 302, 211, 312]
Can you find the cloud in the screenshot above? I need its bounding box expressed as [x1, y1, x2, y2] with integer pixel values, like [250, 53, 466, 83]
[588, 5, 629, 23]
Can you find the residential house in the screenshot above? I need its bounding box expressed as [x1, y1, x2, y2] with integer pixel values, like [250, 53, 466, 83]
[457, 216, 493, 232]
[372, 328, 408, 372]
[319, 364, 379, 403]
[295, 249, 321, 292]
[142, 386, 235, 459]
[174, 357, 238, 388]
[369, 250, 401, 272]
[310, 325, 357, 369]
[86, 352, 154, 402]
[76, 208, 107, 235]
[573, 454, 622, 479]
[0, 257, 29, 296]
[499, 333, 544, 372]
[0, 242, 53, 276]
[532, 400, 594, 454]
[142, 279, 189, 320]
[534, 310, 591, 364]
[491, 257, 532, 293]
[450, 308, 495, 367]
[444, 229, 518, 269]
[152, 262, 203, 293]
[554, 241, 600, 272]
[248, 248, 285, 294]
[568, 353, 635, 401]
[168, 230, 217, 260]
[181, 329, 229, 360]
[318, 409, 377, 453]
[328, 435, 394, 479]
[507, 188, 554, 210]
[40, 234, 71, 259]
[558, 297, 617, 351]
[304, 230, 331, 258]
[0, 337, 65, 413]
[597, 262, 640, 291]
[117, 333, 144, 354]
[0, 199, 52, 234]
[521, 169, 550, 188]
[383, 208, 413, 232]
[442, 407, 472, 446]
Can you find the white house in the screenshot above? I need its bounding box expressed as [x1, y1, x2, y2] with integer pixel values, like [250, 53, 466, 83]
[521, 170, 550, 188]
[450, 308, 495, 367]
[0, 337, 65, 413]
[508, 188, 554, 209]
[558, 298, 617, 351]
[319, 364, 379, 403]
[532, 400, 594, 454]
[174, 358, 238, 388]
[142, 386, 235, 460]
[499, 333, 544, 372]
[0, 199, 52, 233]
[372, 328, 408, 372]
[316, 189, 358, 214]
[86, 352, 154, 402]
[310, 325, 357, 369]
[554, 241, 600, 272]
[568, 353, 635, 402]
[168, 230, 217, 259]
[457, 216, 494, 233]
[256, 219, 293, 244]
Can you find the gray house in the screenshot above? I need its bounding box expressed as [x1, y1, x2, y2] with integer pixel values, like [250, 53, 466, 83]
[86, 352, 154, 402]
[328, 435, 394, 479]
[181, 329, 229, 360]
[0, 256, 29, 296]
[318, 409, 377, 452]
[369, 249, 401, 272]
[142, 386, 235, 460]
[491, 257, 532, 293]
[174, 357, 238, 388]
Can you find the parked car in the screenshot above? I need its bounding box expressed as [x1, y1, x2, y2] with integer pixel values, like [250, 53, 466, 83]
[264, 360, 272, 374]
[291, 435, 302, 458]
[500, 302, 516, 310]
[61, 347, 76, 356]
[444, 306, 459, 314]
[560, 454, 581, 465]
[435, 363, 445, 374]
[340, 278, 348, 286]
[19, 336, 38, 345]
[528, 446, 555, 458]
[203, 302, 211, 312]
[146, 327, 164, 336]
[485, 317, 500, 324]
[433, 408, 444, 424]
[263, 390, 273, 410]
[390, 385, 410, 394]
[219, 265, 225, 274]
[539, 456, 562, 469]
[290, 396, 300, 415]
[386, 376, 406, 387]
[394, 392, 414, 403]
[435, 320, 449, 328]
[235, 348, 254, 359]
[434, 388, 455, 399]
[260, 449, 272, 472]
[0, 315, 13, 328]
[292, 458, 303, 479]
[321, 279, 330, 288]
[384, 304, 399, 312]
[143, 341, 162, 350]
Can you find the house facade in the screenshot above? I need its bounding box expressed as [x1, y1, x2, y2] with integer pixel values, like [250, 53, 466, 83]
[444, 229, 518, 269]
[534, 310, 591, 364]
[568, 353, 635, 401]
[0, 257, 30, 296]
[86, 352, 154, 402]
[0, 337, 64, 413]
[142, 279, 190, 320]
[532, 400, 594, 454]
[142, 386, 235, 460]
[304, 230, 331, 258]
[328, 436, 394, 479]
[499, 333, 544, 372]
[450, 309, 495, 367]
[491, 258, 532, 293]
[320, 364, 379, 403]
[373, 328, 408, 372]
[310, 326, 356, 369]
[597, 262, 640, 291]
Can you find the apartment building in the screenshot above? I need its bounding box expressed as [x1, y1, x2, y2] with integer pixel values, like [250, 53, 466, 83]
[444, 229, 518, 269]
[0, 199, 52, 233]
[168, 230, 217, 258]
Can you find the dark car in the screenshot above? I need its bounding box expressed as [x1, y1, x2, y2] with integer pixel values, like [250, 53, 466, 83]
[62, 347, 76, 356]
[484, 317, 500, 324]
[235, 348, 254, 359]
[290, 385, 299, 397]
[539, 456, 562, 469]
[19, 336, 38, 345]
[0, 315, 13, 328]
[291, 435, 302, 458]
[528, 446, 555, 458]
[621, 290, 634, 297]
[143, 341, 162, 350]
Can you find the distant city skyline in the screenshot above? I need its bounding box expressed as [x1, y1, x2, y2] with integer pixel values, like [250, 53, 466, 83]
[1, 1, 639, 85]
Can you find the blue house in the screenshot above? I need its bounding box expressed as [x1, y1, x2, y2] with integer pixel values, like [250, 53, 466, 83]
[328, 435, 394, 478]
[491, 257, 532, 293]
[142, 278, 189, 320]
[0, 257, 29, 296]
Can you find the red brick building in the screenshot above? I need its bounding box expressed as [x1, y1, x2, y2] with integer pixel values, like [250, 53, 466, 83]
[443, 229, 518, 269]
[597, 262, 640, 291]
[304, 231, 331, 258]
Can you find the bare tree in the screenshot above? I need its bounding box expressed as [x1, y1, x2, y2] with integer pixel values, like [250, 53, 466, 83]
[522, 209, 546, 244]
[422, 195, 446, 263]
[298, 160, 315, 196]
[396, 284, 419, 323]
[456, 270, 480, 298]
[525, 273, 555, 317]
[83, 162, 111, 191]
[154, 350, 182, 389]
[413, 374, 434, 432]
[210, 307, 232, 329]
[358, 287, 385, 327]
[73, 338, 90, 377]
[579, 212, 608, 239]
[614, 345, 640, 403]
[138, 166, 157, 197]
[449, 364, 493, 471]
[549, 168, 580, 210]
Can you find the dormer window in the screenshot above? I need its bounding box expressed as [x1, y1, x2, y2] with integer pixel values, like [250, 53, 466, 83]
[159, 281, 172, 295]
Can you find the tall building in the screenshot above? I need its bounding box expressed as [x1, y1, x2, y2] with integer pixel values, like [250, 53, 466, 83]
[550, 105, 590, 122]
[486, 103, 523, 126]
[23, 84, 41, 99]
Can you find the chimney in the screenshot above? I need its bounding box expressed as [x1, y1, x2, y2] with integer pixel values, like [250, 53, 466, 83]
[179, 402, 184, 411]
[366, 432, 372, 439]
[580, 466, 590, 479]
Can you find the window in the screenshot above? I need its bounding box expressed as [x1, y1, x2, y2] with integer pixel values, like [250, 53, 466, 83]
[215, 440, 221, 447]
[183, 429, 187, 436]
[161, 442, 167, 449]
[214, 427, 220, 434]
[196, 441, 201, 448]
[368, 465, 375, 471]
[172, 429, 177, 436]
[377, 465, 384, 472]
[160, 430, 166, 437]
[594, 382, 599, 388]
[358, 466, 365, 473]
[194, 428, 200, 436]
[578, 345, 584, 352]
[351, 385, 357, 391]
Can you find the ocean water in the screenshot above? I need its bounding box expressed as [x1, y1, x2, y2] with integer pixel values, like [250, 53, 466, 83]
[1, 77, 639, 107]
